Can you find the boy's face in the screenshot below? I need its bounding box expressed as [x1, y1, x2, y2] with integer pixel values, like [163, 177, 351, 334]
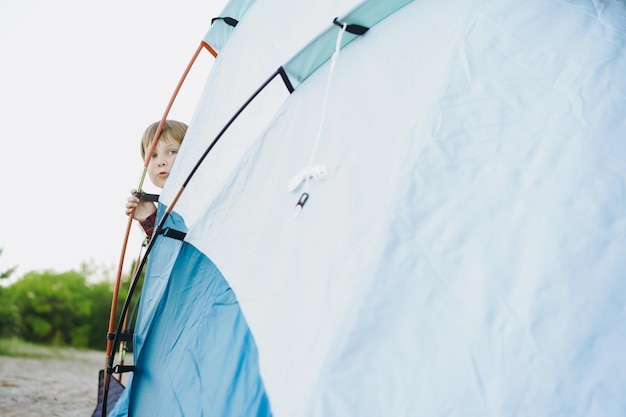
[145, 138, 181, 188]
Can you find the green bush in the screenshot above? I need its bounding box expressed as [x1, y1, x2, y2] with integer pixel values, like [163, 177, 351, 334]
[0, 255, 144, 351]
[0, 290, 19, 337]
[10, 271, 92, 346]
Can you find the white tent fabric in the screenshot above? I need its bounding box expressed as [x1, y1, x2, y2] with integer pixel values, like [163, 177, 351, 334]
[151, 0, 626, 416]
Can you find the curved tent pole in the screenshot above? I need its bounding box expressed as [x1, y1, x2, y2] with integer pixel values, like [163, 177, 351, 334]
[102, 40, 211, 417]
[102, 65, 287, 416]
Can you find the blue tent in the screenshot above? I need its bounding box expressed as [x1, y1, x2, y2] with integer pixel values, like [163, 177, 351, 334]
[107, 0, 626, 415]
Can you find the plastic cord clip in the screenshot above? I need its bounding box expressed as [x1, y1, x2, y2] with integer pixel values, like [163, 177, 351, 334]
[293, 192, 309, 218]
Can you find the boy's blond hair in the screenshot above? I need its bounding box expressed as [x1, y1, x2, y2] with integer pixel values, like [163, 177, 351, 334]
[140, 120, 188, 160]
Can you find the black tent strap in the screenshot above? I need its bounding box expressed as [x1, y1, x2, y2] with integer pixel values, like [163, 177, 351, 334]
[211, 16, 239, 27]
[133, 191, 159, 202]
[106, 364, 135, 375]
[114, 365, 135, 374]
[155, 226, 187, 241]
[332, 17, 369, 35]
[107, 331, 133, 342]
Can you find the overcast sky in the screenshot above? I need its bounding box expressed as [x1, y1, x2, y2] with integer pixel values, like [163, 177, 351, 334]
[0, 0, 225, 280]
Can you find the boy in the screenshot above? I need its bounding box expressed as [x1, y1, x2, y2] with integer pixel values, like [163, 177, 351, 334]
[125, 119, 187, 238]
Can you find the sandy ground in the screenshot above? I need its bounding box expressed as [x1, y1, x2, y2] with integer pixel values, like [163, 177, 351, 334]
[0, 349, 126, 417]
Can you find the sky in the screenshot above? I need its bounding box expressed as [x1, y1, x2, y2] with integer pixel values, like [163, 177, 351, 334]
[0, 0, 225, 281]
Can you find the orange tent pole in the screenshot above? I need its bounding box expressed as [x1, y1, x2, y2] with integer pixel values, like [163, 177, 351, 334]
[102, 40, 213, 416]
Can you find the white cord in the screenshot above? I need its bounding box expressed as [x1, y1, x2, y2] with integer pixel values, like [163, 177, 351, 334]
[291, 22, 347, 217]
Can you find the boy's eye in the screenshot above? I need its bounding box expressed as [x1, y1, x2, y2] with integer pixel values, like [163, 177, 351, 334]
[169, 150, 178, 156]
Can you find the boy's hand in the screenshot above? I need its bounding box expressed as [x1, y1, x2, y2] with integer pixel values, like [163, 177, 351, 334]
[125, 189, 157, 221]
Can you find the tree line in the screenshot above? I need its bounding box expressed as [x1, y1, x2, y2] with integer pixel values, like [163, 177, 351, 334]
[0, 250, 142, 351]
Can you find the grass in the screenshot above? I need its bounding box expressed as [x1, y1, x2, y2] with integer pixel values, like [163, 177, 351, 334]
[0, 337, 92, 359]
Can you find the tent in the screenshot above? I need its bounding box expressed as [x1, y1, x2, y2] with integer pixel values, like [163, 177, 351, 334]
[102, 0, 626, 415]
